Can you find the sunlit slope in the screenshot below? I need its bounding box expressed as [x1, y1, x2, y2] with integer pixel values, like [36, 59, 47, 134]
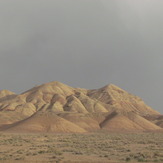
[0, 81, 162, 133]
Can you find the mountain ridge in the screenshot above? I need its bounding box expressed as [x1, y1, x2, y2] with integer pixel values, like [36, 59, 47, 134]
[0, 81, 162, 133]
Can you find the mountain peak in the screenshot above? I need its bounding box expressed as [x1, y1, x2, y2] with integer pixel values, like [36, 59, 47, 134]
[102, 84, 125, 92]
[44, 81, 67, 86]
[0, 90, 15, 99]
[88, 83, 159, 116]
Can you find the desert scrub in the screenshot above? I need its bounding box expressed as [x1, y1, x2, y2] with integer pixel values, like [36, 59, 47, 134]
[0, 133, 163, 162]
[126, 157, 131, 161]
[38, 150, 48, 154]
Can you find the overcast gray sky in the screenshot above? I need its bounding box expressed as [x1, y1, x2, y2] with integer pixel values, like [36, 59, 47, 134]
[0, 0, 163, 113]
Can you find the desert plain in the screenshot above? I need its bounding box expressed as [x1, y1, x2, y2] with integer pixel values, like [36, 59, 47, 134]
[0, 132, 163, 163]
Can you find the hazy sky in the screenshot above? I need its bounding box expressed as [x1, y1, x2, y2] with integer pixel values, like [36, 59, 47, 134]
[0, 0, 163, 113]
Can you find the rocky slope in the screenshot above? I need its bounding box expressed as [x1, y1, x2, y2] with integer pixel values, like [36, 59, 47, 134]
[0, 81, 162, 133]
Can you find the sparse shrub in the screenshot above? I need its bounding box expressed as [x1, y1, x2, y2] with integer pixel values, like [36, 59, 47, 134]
[38, 150, 46, 154]
[126, 157, 131, 161]
[138, 158, 146, 162]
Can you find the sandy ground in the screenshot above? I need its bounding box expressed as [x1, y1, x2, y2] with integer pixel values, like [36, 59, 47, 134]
[0, 132, 163, 163]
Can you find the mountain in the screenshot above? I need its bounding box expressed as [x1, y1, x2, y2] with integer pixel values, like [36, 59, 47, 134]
[143, 114, 163, 128]
[0, 90, 16, 101]
[0, 81, 162, 133]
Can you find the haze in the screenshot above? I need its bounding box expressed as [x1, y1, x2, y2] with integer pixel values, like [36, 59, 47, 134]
[0, 0, 163, 113]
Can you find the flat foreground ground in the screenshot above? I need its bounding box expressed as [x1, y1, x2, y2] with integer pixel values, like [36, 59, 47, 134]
[0, 132, 163, 163]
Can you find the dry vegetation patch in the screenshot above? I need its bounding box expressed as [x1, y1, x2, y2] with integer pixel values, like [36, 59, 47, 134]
[0, 132, 162, 163]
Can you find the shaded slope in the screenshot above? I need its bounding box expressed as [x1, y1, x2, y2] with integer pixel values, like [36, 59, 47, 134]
[100, 111, 161, 131]
[58, 113, 100, 131]
[3, 111, 86, 133]
[100, 112, 144, 131]
[144, 115, 163, 128]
